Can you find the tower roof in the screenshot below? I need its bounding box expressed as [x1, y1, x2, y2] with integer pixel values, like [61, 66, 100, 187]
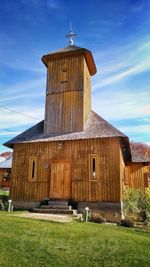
[42, 45, 97, 76]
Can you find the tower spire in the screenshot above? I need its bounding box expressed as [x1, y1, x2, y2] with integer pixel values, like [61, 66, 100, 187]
[65, 23, 76, 46]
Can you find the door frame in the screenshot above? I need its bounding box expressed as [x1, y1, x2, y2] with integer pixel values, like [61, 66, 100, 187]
[50, 159, 71, 200]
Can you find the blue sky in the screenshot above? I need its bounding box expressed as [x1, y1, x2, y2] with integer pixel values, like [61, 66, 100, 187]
[0, 0, 150, 152]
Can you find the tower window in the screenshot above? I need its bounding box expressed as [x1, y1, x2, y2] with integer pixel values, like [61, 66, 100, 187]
[89, 154, 98, 180]
[61, 65, 68, 83]
[28, 157, 38, 182]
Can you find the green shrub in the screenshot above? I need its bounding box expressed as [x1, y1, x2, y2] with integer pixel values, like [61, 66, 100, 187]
[118, 218, 134, 228]
[89, 210, 106, 223]
[0, 194, 9, 211]
[139, 210, 150, 222]
[0, 190, 9, 211]
[123, 189, 150, 216]
[0, 194, 9, 203]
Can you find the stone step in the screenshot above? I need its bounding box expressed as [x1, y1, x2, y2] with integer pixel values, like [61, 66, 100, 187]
[48, 201, 68, 206]
[41, 205, 72, 210]
[33, 208, 74, 214]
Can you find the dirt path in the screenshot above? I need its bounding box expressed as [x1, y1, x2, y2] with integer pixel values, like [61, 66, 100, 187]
[10, 212, 73, 223]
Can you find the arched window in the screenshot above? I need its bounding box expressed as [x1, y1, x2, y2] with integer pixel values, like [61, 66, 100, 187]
[89, 154, 98, 180]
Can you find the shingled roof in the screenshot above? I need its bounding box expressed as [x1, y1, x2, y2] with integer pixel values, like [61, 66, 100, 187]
[131, 147, 150, 163]
[0, 156, 12, 169]
[42, 45, 97, 76]
[4, 111, 127, 148]
[43, 45, 83, 55]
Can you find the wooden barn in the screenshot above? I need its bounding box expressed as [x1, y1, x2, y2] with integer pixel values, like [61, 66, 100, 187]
[4, 37, 150, 219]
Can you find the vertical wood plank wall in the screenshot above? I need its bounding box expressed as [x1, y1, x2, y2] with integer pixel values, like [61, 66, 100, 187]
[83, 58, 91, 125]
[122, 163, 145, 189]
[47, 56, 84, 94]
[11, 138, 121, 203]
[44, 55, 91, 134]
[119, 149, 125, 201]
[44, 55, 84, 134]
[128, 164, 145, 189]
[119, 147, 150, 192]
[45, 91, 83, 134]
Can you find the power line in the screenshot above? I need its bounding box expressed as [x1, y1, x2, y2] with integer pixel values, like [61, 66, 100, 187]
[0, 104, 51, 128]
[0, 104, 40, 122]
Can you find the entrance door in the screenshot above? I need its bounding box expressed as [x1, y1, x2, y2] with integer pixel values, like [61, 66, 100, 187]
[50, 160, 71, 199]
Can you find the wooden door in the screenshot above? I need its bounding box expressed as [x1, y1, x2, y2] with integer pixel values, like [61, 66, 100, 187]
[50, 160, 71, 199]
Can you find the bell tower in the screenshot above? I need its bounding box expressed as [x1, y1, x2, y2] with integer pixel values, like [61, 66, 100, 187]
[42, 31, 96, 135]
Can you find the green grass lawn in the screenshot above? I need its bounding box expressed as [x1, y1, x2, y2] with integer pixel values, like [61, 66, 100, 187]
[0, 212, 150, 267]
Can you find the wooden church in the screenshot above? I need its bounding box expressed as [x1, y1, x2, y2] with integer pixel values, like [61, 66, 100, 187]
[5, 32, 150, 219]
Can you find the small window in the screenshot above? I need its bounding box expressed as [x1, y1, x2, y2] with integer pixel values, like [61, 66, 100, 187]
[89, 154, 98, 180]
[61, 65, 68, 83]
[28, 157, 38, 182]
[32, 160, 35, 178]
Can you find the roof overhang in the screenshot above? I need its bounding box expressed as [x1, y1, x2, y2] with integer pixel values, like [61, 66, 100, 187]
[41, 47, 97, 76]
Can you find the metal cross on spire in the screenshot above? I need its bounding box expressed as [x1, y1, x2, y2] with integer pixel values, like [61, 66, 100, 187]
[65, 22, 76, 46]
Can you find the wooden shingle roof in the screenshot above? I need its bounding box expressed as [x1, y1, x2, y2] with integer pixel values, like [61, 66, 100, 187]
[4, 111, 126, 148]
[0, 156, 12, 169]
[42, 45, 97, 76]
[131, 147, 150, 163]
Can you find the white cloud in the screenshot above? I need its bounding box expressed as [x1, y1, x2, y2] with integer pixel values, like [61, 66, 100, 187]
[92, 37, 150, 91]
[0, 91, 44, 103]
[118, 59, 149, 80]
[0, 77, 45, 138]
[0, 106, 44, 130]
[3, 60, 45, 74]
[0, 131, 22, 136]
[91, 36, 150, 135]
[93, 56, 150, 90]
[92, 86, 150, 121]
[143, 118, 150, 122]
[0, 78, 45, 98]
[120, 124, 150, 134]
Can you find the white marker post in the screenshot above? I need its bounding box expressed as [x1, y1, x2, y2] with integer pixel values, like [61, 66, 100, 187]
[8, 199, 12, 212]
[84, 207, 89, 222]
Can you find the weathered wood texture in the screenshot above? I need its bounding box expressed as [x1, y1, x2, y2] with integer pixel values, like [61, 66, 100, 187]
[44, 55, 91, 134]
[119, 148, 125, 201]
[50, 160, 71, 199]
[10, 138, 121, 203]
[83, 58, 91, 126]
[124, 164, 145, 189]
